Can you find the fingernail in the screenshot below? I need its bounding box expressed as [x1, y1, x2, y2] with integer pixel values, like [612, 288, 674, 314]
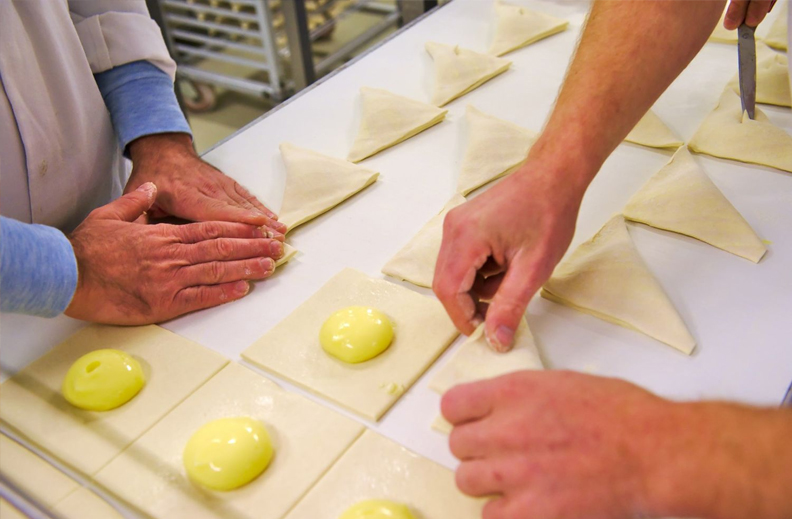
[137, 182, 157, 197]
[234, 280, 250, 295]
[270, 241, 284, 258]
[274, 221, 288, 233]
[471, 316, 484, 328]
[486, 326, 514, 352]
[260, 257, 275, 271]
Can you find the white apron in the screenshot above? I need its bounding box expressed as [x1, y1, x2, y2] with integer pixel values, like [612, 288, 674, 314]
[0, 0, 176, 232]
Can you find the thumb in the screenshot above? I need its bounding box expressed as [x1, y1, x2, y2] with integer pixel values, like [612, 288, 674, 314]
[92, 182, 157, 222]
[484, 252, 545, 352]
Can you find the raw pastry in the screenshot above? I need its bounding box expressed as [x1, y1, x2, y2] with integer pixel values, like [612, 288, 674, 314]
[727, 41, 791, 107]
[541, 216, 696, 354]
[428, 320, 543, 395]
[0, 434, 78, 508]
[276, 242, 297, 267]
[623, 146, 766, 263]
[624, 110, 684, 150]
[0, 325, 228, 476]
[283, 430, 486, 519]
[688, 88, 792, 174]
[431, 415, 454, 435]
[764, 2, 788, 51]
[0, 499, 25, 519]
[53, 488, 125, 519]
[279, 143, 379, 231]
[381, 194, 466, 288]
[426, 42, 511, 106]
[708, 10, 737, 44]
[489, 1, 569, 56]
[242, 268, 459, 420]
[458, 105, 537, 195]
[347, 88, 448, 163]
[94, 363, 364, 519]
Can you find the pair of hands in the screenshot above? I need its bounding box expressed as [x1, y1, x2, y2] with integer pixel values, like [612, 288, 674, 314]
[65, 133, 285, 324]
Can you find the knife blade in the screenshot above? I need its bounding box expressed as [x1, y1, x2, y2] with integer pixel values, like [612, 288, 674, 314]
[737, 23, 757, 120]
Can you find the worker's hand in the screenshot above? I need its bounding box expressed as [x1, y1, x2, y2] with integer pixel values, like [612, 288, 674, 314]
[724, 0, 777, 29]
[433, 161, 584, 351]
[126, 133, 287, 237]
[65, 182, 283, 324]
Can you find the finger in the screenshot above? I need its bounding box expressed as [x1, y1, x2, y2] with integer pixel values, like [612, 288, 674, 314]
[449, 420, 493, 461]
[91, 183, 157, 222]
[230, 181, 279, 220]
[482, 496, 519, 519]
[182, 257, 275, 286]
[176, 221, 268, 244]
[745, 0, 773, 26]
[442, 379, 495, 426]
[202, 197, 289, 233]
[484, 251, 545, 352]
[471, 273, 505, 302]
[174, 280, 250, 314]
[725, 0, 749, 29]
[186, 238, 284, 264]
[456, 458, 517, 497]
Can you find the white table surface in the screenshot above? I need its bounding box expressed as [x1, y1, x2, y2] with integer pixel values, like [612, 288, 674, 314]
[3, 0, 792, 492]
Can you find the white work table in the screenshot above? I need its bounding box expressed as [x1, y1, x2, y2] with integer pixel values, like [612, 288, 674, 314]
[2, 0, 792, 506]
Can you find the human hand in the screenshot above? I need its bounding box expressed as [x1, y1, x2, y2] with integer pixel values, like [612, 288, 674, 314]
[126, 133, 287, 236]
[65, 182, 283, 324]
[724, 0, 777, 29]
[433, 161, 585, 351]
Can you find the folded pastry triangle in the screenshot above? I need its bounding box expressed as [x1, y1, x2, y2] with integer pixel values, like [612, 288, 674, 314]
[458, 105, 537, 195]
[728, 41, 790, 107]
[764, 2, 788, 51]
[275, 243, 298, 267]
[541, 215, 696, 354]
[426, 42, 512, 107]
[381, 194, 466, 288]
[347, 87, 447, 163]
[688, 88, 792, 173]
[708, 11, 738, 44]
[624, 110, 684, 150]
[488, 1, 569, 57]
[624, 147, 766, 263]
[279, 143, 379, 232]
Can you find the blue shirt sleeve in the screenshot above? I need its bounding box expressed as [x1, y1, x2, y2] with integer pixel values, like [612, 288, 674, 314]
[0, 217, 78, 318]
[94, 60, 192, 154]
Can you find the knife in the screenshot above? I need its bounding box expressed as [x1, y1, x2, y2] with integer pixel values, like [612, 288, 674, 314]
[737, 23, 757, 120]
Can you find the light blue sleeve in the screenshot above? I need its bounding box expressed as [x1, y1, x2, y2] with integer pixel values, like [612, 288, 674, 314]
[94, 60, 192, 154]
[0, 217, 78, 318]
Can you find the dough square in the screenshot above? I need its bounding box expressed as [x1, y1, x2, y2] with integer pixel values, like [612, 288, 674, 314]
[0, 499, 26, 519]
[284, 429, 487, 519]
[93, 363, 364, 519]
[0, 324, 228, 476]
[242, 268, 459, 421]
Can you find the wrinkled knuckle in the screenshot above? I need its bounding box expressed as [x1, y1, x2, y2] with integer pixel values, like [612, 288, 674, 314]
[214, 239, 235, 259]
[203, 222, 223, 240]
[209, 262, 226, 284]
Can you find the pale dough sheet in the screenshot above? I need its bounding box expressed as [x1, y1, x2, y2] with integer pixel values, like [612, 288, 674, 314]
[541, 216, 696, 355]
[0, 434, 78, 509]
[94, 363, 364, 519]
[278, 143, 379, 232]
[488, 1, 569, 57]
[708, 11, 738, 44]
[624, 110, 684, 150]
[458, 105, 537, 196]
[381, 194, 466, 288]
[242, 268, 459, 421]
[426, 42, 511, 107]
[431, 415, 454, 435]
[0, 499, 26, 519]
[764, 2, 788, 51]
[0, 325, 228, 476]
[688, 88, 792, 174]
[275, 242, 298, 267]
[283, 430, 487, 519]
[53, 488, 125, 519]
[727, 41, 791, 108]
[623, 146, 766, 263]
[347, 88, 447, 163]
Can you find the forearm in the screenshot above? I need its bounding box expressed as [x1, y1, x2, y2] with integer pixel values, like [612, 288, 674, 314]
[527, 0, 725, 194]
[646, 401, 792, 519]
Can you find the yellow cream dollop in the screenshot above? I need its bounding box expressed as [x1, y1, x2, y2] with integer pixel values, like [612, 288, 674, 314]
[320, 306, 394, 363]
[183, 417, 274, 491]
[339, 500, 416, 519]
[61, 349, 145, 411]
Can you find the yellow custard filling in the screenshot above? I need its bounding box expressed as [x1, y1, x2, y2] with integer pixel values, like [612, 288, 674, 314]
[320, 306, 394, 364]
[61, 349, 145, 411]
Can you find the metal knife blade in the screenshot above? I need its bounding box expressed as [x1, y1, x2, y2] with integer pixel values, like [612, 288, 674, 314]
[737, 23, 757, 120]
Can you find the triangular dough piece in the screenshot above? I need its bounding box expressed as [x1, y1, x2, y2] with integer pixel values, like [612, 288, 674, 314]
[428, 320, 543, 395]
[624, 110, 684, 150]
[488, 1, 569, 57]
[764, 2, 788, 51]
[347, 88, 448, 162]
[382, 194, 466, 288]
[275, 242, 298, 267]
[688, 88, 792, 173]
[426, 42, 512, 107]
[458, 105, 537, 195]
[624, 147, 767, 263]
[709, 10, 738, 44]
[279, 143, 379, 231]
[728, 41, 791, 107]
[541, 215, 696, 354]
